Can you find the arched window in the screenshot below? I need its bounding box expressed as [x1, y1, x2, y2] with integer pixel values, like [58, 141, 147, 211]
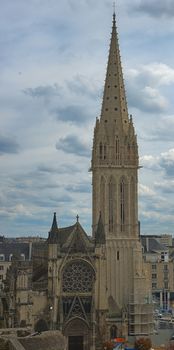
[110, 325, 117, 339]
[116, 137, 120, 164]
[109, 179, 115, 232]
[99, 142, 102, 160]
[104, 144, 107, 159]
[130, 176, 136, 227]
[34, 319, 48, 333]
[17, 271, 28, 289]
[99, 142, 107, 160]
[100, 176, 105, 221]
[120, 178, 125, 232]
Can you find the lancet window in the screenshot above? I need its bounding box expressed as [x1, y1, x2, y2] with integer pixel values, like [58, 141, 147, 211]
[130, 176, 136, 227]
[104, 144, 107, 159]
[110, 325, 117, 339]
[120, 178, 125, 231]
[99, 142, 102, 160]
[100, 176, 105, 221]
[109, 178, 115, 232]
[99, 142, 107, 160]
[116, 137, 120, 164]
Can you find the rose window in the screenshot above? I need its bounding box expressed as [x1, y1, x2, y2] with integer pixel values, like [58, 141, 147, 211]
[62, 261, 94, 293]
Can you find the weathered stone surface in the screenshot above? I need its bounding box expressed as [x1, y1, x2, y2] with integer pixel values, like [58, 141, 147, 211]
[0, 338, 10, 350]
[18, 330, 66, 350]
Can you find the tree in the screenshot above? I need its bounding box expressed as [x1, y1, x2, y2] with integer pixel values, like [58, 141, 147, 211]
[103, 341, 114, 350]
[134, 337, 152, 350]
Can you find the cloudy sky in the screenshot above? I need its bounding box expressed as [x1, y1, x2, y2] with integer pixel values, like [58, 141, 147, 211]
[1, 0, 174, 237]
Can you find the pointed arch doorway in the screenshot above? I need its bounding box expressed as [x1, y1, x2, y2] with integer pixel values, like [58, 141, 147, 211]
[64, 318, 91, 350]
[69, 335, 83, 350]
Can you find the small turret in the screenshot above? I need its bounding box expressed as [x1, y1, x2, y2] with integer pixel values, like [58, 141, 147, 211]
[48, 212, 59, 243]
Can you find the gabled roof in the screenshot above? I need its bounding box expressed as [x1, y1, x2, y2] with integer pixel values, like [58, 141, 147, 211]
[47, 213, 95, 252]
[61, 221, 94, 253]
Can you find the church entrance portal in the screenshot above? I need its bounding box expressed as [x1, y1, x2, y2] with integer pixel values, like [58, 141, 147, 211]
[64, 319, 91, 350]
[69, 335, 83, 350]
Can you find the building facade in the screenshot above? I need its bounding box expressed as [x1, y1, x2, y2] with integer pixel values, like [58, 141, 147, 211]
[141, 235, 174, 310]
[3, 13, 153, 350]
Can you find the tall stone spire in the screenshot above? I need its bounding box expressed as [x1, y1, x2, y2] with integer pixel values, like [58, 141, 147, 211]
[100, 12, 129, 131]
[92, 13, 139, 237]
[92, 12, 138, 173]
[91, 14, 153, 337]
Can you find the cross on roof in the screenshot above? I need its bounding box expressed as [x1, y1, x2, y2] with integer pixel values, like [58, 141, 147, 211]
[76, 214, 79, 222]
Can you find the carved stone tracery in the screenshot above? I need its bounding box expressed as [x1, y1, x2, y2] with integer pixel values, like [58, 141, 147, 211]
[62, 261, 95, 323]
[62, 260, 94, 293]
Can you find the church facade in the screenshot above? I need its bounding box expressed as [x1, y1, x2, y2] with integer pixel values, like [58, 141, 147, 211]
[3, 13, 153, 350]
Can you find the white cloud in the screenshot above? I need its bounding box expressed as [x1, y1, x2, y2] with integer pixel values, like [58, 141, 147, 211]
[126, 63, 174, 113]
[139, 184, 156, 197]
[0, 1, 174, 236]
[128, 63, 174, 88]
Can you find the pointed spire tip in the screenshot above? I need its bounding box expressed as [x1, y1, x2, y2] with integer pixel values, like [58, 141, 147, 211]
[51, 212, 58, 231]
[113, 1, 116, 15]
[113, 2, 116, 25]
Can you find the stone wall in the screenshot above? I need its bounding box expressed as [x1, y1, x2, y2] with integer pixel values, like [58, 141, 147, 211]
[0, 339, 10, 350]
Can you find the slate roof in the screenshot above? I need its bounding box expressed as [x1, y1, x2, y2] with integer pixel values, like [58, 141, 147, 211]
[141, 236, 167, 253]
[61, 222, 95, 252]
[0, 243, 30, 261]
[47, 213, 94, 250]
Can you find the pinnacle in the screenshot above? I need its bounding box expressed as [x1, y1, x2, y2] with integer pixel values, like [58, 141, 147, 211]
[51, 212, 58, 232]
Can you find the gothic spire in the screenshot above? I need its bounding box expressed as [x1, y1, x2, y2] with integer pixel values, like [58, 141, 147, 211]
[100, 11, 129, 132]
[51, 212, 58, 231]
[48, 212, 59, 243]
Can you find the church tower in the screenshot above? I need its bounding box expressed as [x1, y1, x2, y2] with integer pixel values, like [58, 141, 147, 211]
[92, 12, 138, 240]
[92, 13, 153, 335]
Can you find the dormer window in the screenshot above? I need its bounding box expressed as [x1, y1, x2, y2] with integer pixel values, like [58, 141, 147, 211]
[9, 254, 13, 261]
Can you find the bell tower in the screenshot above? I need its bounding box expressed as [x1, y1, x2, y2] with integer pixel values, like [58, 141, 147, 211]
[91, 14, 153, 336]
